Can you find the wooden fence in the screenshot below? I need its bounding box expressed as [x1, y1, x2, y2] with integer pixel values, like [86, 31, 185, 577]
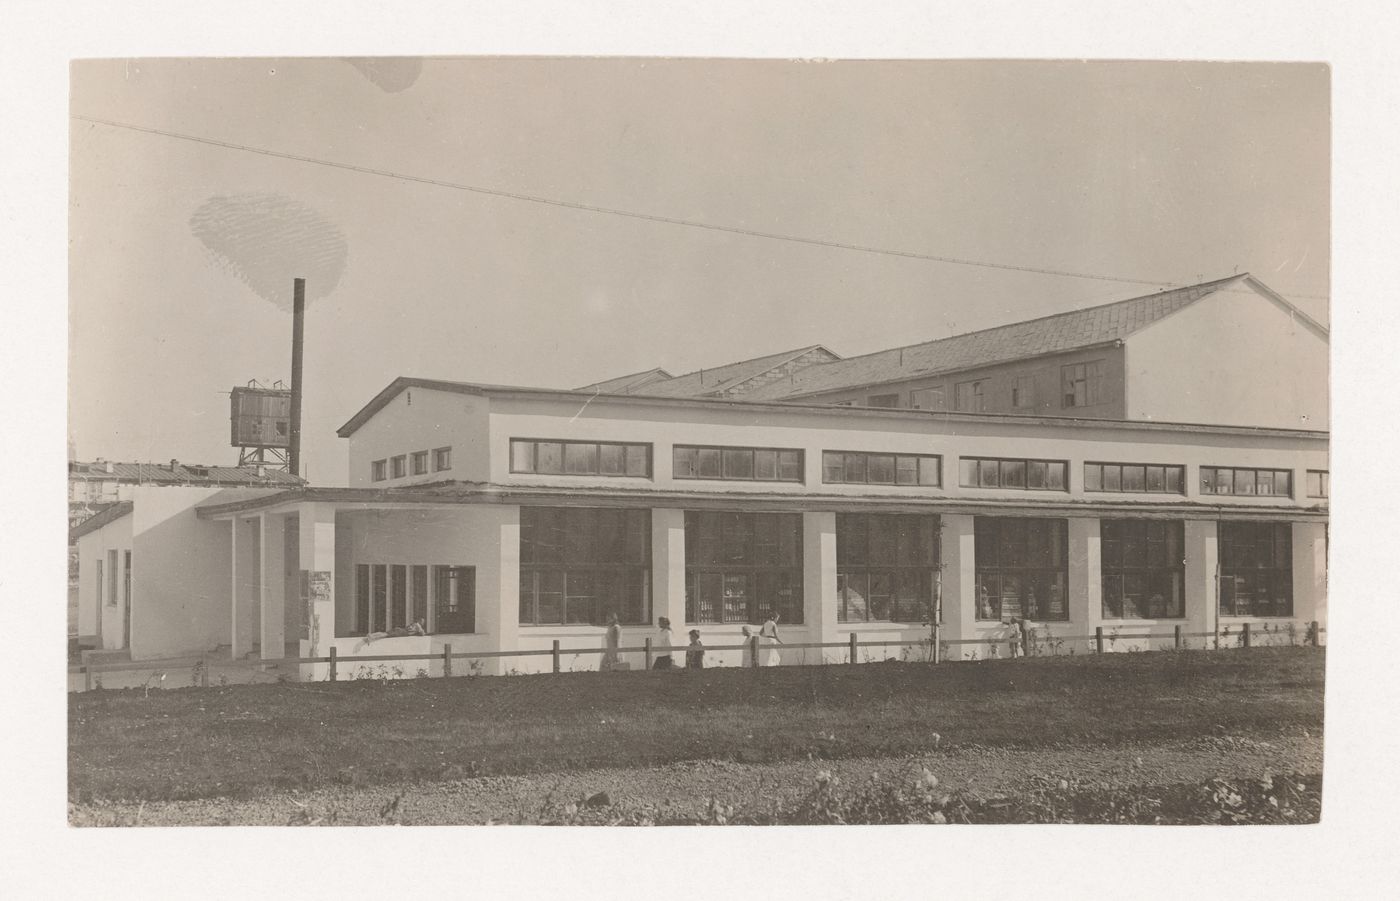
[69, 620, 1324, 691]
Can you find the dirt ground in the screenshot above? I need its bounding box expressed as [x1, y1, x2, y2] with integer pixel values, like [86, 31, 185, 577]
[68, 731, 1321, 826]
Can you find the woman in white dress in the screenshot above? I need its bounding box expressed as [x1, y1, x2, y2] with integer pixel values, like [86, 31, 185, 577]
[759, 612, 783, 667]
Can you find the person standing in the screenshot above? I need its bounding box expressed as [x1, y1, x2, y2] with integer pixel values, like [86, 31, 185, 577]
[685, 629, 705, 669]
[602, 611, 622, 670]
[759, 612, 783, 667]
[1007, 617, 1024, 658]
[653, 616, 675, 670]
[740, 625, 754, 668]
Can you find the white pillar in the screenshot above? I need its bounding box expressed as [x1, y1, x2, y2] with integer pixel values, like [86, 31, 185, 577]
[229, 518, 241, 658]
[260, 512, 286, 659]
[941, 514, 977, 660]
[803, 511, 838, 663]
[652, 507, 687, 628]
[1067, 518, 1100, 634]
[491, 507, 522, 676]
[298, 504, 337, 660]
[1184, 520, 1219, 648]
[1292, 521, 1328, 639]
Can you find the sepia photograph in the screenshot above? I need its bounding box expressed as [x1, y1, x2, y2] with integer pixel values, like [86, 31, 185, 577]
[62, 54, 1334, 832]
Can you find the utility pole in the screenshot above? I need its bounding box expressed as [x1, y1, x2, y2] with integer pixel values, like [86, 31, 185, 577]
[289, 277, 306, 479]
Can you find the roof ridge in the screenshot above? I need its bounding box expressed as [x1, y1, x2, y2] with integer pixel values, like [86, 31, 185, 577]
[788, 274, 1247, 372]
[654, 344, 836, 385]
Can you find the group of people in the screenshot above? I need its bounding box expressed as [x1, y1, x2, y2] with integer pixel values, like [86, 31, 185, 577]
[601, 612, 784, 670]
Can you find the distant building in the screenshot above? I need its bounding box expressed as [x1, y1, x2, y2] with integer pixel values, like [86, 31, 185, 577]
[600, 275, 1328, 431]
[68, 459, 304, 530]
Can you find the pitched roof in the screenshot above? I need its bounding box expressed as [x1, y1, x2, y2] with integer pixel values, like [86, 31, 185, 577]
[745, 275, 1282, 400]
[69, 501, 133, 541]
[68, 460, 304, 487]
[622, 345, 840, 398]
[575, 367, 674, 394]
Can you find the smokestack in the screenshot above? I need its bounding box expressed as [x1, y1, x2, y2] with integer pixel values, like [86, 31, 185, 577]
[289, 277, 306, 479]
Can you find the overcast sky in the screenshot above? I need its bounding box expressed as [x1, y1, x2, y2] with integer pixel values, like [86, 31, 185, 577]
[69, 58, 1329, 486]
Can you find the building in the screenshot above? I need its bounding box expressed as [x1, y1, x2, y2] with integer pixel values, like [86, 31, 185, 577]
[603, 275, 1328, 431]
[68, 460, 304, 648]
[70, 275, 1328, 674]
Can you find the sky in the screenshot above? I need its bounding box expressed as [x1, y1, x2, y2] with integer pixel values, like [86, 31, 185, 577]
[68, 58, 1330, 487]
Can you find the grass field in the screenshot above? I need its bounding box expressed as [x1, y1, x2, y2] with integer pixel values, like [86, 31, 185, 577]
[69, 646, 1324, 804]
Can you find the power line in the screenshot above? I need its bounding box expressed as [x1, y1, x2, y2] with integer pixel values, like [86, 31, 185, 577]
[72, 114, 1329, 302]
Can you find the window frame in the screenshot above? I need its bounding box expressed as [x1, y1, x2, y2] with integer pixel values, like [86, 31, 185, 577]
[1305, 470, 1329, 498]
[1011, 375, 1035, 409]
[836, 513, 940, 624]
[821, 450, 942, 487]
[390, 455, 407, 479]
[867, 393, 901, 408]
[954, 379, 987, 413]
[958, 456, 1069, 492]
[519, 507, 653, 626]
[432, 447, 452, 472]
[370, 459, 387, 482]
[672, 444, 804, 483]
[1061, 359, 1106, 408]
[1100, 519, 1186, 620]
[1218, 521, 1294, 618]
[973, 517, 1070, 622]
[1200, 466, 1295, 498]
[510, 438, 652, 478]
[1084, 461, 1186, 495]
[410, 450, 430, 476]
[684, 511, 804, 625]
[910, 386, 945, 410]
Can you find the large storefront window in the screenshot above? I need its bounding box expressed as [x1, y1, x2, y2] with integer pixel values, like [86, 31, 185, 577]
[685, 511, 803, 624]
[836, 514, 939, 623]
[354, 563, 475, 634]
[1101, 520, 1184, 619]
[519, 507, 651, 625]
[1219, 521, 1293, 617]
[974, 517, 1068, 621]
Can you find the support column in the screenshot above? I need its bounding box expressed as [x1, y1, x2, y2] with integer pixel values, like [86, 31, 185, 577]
[298, 503, 338, 662]
[1067, 518, 1101, 632]
[260, 512, 286, 659]
[1292, 521, 1328, 639]
[1184, 520, 1219, 647]
[229, 517, 241, 659]
[803, 511, 837, 662]
[478, 506, 521, 676]
[233, 518, 261, 659]
[652, 508, 687, 632]
[940, 514, 977, 660]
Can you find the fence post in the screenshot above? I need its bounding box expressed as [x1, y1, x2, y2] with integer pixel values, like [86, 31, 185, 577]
[1174, 625, 1183, 651]
[1095, 626, 1105, 654]
[849, 632, 858, 664]
[552, 639, 561, 674]
[750, 635, 761, 669]
[1242, 622, 1252, 649]
[83, 666, 92, 693]
[1310, 620, 1320, 647]
[326, 647, 336, 682]
[644, 637, 653, 671]
[443, 643, 453, 678]
[932, 623, 941, 664]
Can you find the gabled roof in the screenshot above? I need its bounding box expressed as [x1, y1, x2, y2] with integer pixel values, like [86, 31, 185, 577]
[575, 367, 674, 394]
[621, 344, 840, 398]
[69, 501, 133, 541]
[745, 274, 1323, 400]
[68, 460, 304, 487]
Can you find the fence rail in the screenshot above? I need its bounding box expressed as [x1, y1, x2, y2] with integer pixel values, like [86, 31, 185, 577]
[69, 620, 1324, 690]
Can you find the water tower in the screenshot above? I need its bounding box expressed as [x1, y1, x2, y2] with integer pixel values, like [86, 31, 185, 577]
[231, 381, 293, 470]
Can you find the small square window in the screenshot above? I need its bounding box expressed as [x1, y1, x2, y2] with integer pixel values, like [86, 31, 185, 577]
[433, 447, 452, 472]
[371, 459, 387, 482]
[411, 451, 429, 476]
[390, 455, 407, 479]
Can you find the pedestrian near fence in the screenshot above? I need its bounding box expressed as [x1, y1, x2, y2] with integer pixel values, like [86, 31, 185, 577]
[759, 612, 783, 667]
[653, 617, 675, 670]
[685, 629, 704, 669]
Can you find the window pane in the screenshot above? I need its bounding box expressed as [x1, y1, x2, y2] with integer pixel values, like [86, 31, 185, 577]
[959, 458, 978, 487]
[1026, 461, 1046, 489]
[564, 443, 598, 474]
[536, 443, 563, 473]
[845, 454, 867, 483]
[1046, 462, 1066, 490]
[1233, 469, 1255, 495]
[695, 448, 721, 478]
[979, 459, 1000, 487]
[918, 457, 940, 486]
[1123, 466, 1145, 492]
[625, 445, 648, 476]
[895, 456, 919, 485]
[1165, 466, 1183, 494]
[599, 444, 625, 475]
[722, 448, 754, 479]
[1275, 470, 1292, 496]
[823, 451, 845, 483]
[868, 455, 895, 484]
[673, 446, 696, 479]
[754, 449, 778, 480]
[1145, 466, 1164, 492]
[1102, 465, 1121, 491]
[1084, 464, 1102, 491]
[722, 573, 750, 623]
[1002, 460, 1026, 489]
[778, 451, 803, 481]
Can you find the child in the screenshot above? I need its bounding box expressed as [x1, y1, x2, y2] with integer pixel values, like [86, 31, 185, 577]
[685, 629, 705, 669]
[1008, 618, 1024, 658]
